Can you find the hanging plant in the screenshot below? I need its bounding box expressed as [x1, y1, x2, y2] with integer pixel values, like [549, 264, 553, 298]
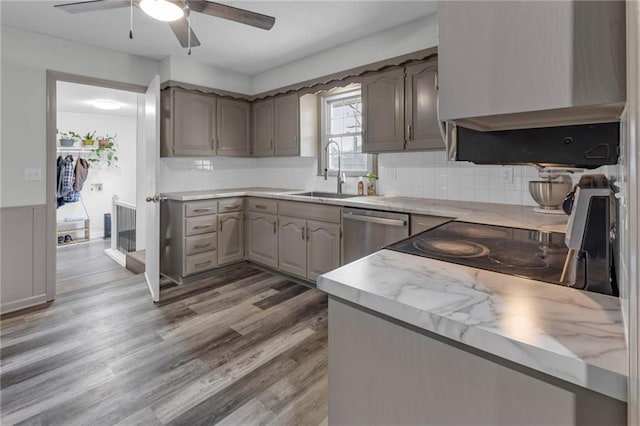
[88, 133, 119, 167]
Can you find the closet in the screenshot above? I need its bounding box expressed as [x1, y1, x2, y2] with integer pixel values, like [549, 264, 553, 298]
[56, 146, 91, 246]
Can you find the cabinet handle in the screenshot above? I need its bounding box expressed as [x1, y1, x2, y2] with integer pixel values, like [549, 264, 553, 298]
[270, 139, 273, 150]
[194, 242, 211, 249]
[223, 205, 239, 210]
[301, 227, 305, 240]
[273, 221, 276, 234]
[193, 224, 212, 229]
[306, 227, 310, 240]
[195, 260, 212, 268]
[193, 208, 212, 212]
[255, 204, 267, 209]
[407, 125, 412, 141]
[220, 221, 223, 231]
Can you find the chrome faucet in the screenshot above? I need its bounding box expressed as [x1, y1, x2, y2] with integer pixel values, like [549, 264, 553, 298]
[324, 141, 346, 194]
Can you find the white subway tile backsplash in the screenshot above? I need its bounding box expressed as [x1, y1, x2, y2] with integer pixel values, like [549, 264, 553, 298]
[160, 150, 546, 206]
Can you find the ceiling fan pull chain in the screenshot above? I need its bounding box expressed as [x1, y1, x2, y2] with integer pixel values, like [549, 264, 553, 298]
[129, 0, 133, 39]
[188, 14, 192, 55]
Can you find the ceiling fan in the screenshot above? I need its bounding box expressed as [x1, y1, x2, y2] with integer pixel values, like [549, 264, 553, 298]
[54, 0, 276, 53]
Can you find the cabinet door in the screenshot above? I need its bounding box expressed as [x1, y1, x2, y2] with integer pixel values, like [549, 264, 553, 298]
[278, 216, 307, 278]
[173, 90, 216, 156]
[218, 212, 244, 265]
[217, 98, 250, 157]
[274, 93, 300, 156]
[405, 61, 444, 151]
[306, 220, 341, 281]
[361, 68, 405, 153]
[246, 212, 278, 268]
[251, 99, 274, 157]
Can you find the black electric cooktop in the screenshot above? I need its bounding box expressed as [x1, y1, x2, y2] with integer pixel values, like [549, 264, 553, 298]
[387, 221, 569, 285]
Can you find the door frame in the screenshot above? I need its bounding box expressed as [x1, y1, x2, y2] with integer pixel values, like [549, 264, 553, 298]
[45, 71, 146, 302]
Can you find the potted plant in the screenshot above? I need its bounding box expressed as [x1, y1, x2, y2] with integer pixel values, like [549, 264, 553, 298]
[81, 130, 96, 147]
[58, 130, 80, 147]
[96, 133, 116, 148]
[88, 133, 118, 167]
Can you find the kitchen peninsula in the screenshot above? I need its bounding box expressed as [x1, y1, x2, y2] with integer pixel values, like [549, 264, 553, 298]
[318, 250, 627, 425]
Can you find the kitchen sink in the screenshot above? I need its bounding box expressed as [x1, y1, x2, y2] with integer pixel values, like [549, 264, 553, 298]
[291, 191, 357, 199]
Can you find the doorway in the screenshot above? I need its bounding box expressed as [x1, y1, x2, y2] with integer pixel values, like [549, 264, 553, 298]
[55, 81, 141, 286]
[46, 71, 161, 304]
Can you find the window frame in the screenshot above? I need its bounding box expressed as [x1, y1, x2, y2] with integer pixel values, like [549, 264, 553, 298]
[318, 86, 376, 177]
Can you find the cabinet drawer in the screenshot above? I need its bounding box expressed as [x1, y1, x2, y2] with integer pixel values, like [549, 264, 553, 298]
[185, 234, 217, 255]
[185, 215, 218, 236]
[185, 200, 218, 217]
[410, 215, 453, 235]
[184, 250, 217, 276]
[247, 198, 278, 214]
[278, 201, 341, 224]
[218, 197, 244, 213]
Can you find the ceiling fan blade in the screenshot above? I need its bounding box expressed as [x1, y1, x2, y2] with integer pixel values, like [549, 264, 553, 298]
[187, 1, 275, 30]
[54, 0, 130, 14]
[168, 18, 202, 48]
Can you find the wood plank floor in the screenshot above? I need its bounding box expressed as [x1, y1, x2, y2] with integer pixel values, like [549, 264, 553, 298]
[1, 241, 328, 426]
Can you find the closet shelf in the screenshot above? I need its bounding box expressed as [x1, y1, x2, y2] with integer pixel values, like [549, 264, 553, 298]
[57, 146, 94, 152]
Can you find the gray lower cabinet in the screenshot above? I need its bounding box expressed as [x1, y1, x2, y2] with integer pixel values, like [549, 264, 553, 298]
[274, 93, 300, 156]
[328, 298, 626, 425]
[278, 212, 341, 281]
[251, 99, 275, 157]
[218, 212, 244, 265]
[306, 220, 341, 281]
[361, 68, 405, 153]
[246, 211, 278, 268]
[278, 216, 307, 278]
[161, 88, 216, 157]
[216, 98, 250, 157]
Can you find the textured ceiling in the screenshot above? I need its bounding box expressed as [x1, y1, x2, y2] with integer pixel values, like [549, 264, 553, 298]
[1, 1, 437, 75]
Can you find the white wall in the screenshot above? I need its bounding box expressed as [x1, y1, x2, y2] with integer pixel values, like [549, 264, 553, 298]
[250, 14, 438, 94]
[160, 56, 251, 94]
[56, 112, 137, 238]
[0, 25, 159, 208]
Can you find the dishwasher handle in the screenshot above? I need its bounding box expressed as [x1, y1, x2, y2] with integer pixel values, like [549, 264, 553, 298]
[343, 212, 407, 227]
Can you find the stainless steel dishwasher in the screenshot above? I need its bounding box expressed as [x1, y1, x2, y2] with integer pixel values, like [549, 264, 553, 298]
[343, 207, 409, 263]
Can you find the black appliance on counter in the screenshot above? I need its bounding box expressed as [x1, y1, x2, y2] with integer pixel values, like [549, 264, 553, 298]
[387, 176, 617, 296]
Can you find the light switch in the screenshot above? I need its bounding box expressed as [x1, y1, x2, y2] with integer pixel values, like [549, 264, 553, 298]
[500, 167, 513, 183]
[24, 168, 42, 181]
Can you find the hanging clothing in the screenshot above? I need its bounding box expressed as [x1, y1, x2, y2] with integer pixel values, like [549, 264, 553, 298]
[60, 155, 75, 197]
[73, 158, 90, 191]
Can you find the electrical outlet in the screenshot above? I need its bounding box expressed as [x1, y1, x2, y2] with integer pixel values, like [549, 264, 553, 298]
[24, 168, 42, 181]
[90, 183, 103, 192]
[500, 167, 513, 183]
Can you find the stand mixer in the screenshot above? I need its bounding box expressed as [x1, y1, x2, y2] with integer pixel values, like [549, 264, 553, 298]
[528, 168, 576, 214]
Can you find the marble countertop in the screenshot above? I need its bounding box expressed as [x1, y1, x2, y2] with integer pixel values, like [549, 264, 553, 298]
[317, 249, 627, 402]
[161, 188, 568, 232]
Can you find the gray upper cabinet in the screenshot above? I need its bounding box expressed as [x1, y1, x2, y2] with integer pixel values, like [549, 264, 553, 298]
[251, 99, 275, 157]
[216, 98, 250, 157]
[218, 212, 244, 265]
[437, 1, 626, 130]
[362, 68, 405, 153]
[274, 93, 300, 156]
[405, 61, 443, 151]
[306, 220, 341, 282]
[161, 88, 216, 157]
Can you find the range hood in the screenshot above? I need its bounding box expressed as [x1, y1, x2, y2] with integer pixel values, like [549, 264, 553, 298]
[437, 1, 626, 132]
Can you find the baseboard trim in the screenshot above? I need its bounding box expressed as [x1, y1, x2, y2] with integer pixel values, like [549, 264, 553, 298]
[1, 294, 48, 315]
[104, 248, 126, 267]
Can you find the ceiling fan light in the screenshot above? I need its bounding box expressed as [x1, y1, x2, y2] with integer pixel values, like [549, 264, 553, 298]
[139, 0, 184, 22]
